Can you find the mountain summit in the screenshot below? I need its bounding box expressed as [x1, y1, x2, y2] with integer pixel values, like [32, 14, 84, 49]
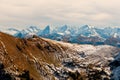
[40, 25, 50, 35]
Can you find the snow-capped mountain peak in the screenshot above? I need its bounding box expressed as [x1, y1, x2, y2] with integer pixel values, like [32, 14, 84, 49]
[27, 26, 40, 33]
[57, 25, 68, 33]
[2, 25, 120, 47]
[40, 25, 50, 35]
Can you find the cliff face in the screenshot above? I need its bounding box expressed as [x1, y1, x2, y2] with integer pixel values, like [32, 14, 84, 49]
[0, 32, 120, 80]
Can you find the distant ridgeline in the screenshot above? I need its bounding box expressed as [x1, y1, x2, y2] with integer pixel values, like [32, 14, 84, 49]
[2, 25, 120, 47]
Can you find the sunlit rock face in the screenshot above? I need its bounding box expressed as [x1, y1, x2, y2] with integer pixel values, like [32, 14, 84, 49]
[0, 32, 120, 80]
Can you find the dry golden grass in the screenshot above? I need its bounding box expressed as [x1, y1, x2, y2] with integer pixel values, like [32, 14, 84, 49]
[0, 32, 68, 80]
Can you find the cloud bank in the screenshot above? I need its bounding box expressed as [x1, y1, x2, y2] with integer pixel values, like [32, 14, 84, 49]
[0, 0, 120, 28]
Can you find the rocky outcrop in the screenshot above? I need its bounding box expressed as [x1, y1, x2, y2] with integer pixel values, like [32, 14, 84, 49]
[0, 32, 119, 80]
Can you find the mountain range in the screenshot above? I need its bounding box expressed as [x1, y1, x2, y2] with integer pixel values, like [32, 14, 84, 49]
[2, 25, 120, 47]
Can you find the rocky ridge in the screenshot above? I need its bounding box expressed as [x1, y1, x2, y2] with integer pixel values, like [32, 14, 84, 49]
[0, 32, 119, 80]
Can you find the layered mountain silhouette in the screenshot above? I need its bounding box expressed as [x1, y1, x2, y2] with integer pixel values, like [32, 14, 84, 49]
[0, 32, 120, 80]
[2, 25, 120, 47]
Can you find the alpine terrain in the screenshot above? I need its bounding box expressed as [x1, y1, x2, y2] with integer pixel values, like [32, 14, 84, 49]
[0, 32, 120, 80]
[2, 25, 120, 47]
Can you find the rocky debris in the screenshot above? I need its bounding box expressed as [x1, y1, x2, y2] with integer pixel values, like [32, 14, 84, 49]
[109, 53, 120, 80]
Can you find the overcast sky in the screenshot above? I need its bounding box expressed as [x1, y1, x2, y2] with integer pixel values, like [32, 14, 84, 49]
[0, 0, 120, 28]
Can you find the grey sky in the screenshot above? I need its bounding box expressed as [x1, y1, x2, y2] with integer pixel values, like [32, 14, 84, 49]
[0, 0, 120, 28]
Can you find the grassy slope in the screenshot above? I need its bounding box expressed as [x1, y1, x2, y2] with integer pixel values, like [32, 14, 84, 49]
[0, 32, 67, 80]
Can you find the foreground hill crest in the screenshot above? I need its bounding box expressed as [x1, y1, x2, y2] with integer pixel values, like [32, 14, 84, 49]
[0, 32, 120, 80]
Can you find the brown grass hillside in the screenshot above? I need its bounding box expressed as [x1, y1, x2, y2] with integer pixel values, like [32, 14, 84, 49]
[0, 32, 120, 80]
[0, 32, 68, 80]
